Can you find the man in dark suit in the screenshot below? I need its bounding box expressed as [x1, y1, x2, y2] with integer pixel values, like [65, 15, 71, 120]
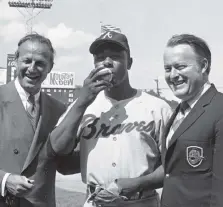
[0, 33, 79, 207]
[161, 34, 223, 207]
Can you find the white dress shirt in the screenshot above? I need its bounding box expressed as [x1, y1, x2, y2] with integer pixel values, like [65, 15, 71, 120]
[14, 78, 40, 111]
[166, 82, 211, 148]
[1, 78, 40, 196]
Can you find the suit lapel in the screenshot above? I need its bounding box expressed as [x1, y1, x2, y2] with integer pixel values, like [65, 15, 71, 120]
[168, 106, 205, 149]
[3, 82, 34, 138]
[161, 105, 180, 164]
[167, 85, 217, 150]
[22, 92, 51, 172]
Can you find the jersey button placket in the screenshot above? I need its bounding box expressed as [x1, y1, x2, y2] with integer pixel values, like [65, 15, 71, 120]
[111, 134, 119, 169]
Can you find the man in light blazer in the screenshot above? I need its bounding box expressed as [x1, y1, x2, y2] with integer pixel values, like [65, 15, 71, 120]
[161, 34, 223, 207]
[0, 33, 80, 207]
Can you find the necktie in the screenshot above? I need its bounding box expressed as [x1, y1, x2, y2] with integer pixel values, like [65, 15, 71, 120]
[27, 94, 38, 130]
[166, 101, 190, 148]
[172, 101, 190, 132]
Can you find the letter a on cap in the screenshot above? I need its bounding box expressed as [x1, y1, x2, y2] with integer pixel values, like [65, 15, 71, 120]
[102, 32, 112, 39]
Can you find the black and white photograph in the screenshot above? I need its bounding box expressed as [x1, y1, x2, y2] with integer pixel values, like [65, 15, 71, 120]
[1, 0, 223, 206]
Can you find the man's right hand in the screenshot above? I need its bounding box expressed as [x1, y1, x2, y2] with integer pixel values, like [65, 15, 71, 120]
[5, 174, 34, 197]
[77, 68, 113, 107]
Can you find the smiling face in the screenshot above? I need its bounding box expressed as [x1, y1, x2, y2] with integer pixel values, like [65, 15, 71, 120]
[164, 44, 207, 101]
[16, 40, 53, 95]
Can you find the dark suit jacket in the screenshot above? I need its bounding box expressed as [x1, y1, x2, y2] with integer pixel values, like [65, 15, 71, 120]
[161, 85, 223, 207]
[0, 81, 80, 207]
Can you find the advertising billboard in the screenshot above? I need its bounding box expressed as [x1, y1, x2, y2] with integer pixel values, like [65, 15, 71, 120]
[41, 88, 77, 106]
[42, 71, 75, 89]
[6, 54, 16, 83]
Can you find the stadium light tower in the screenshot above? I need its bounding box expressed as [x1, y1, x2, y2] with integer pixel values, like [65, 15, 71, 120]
[8, 0, 54, 34]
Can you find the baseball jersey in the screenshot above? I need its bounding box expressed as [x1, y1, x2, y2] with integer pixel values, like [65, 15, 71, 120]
[73, 90, 170, 188]
[56, 90, 171, 188]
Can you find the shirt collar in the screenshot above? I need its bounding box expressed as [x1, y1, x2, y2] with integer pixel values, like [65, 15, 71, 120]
[14, 78, 40, 103]
[185, 82, 211, 109]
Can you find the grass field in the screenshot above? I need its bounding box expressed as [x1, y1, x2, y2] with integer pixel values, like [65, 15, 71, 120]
[56, 187, 85, 207]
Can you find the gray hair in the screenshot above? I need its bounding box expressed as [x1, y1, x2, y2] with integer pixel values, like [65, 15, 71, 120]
[15, 33, 55, 66]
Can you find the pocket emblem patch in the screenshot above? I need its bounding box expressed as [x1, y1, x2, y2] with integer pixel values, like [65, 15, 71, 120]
[186, 146, 204, 167]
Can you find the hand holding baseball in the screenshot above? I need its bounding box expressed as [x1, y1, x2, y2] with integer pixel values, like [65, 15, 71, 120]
[77, 68, 113, 107]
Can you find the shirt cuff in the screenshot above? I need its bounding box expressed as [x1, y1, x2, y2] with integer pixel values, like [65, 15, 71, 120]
[1, 173, 11, 197]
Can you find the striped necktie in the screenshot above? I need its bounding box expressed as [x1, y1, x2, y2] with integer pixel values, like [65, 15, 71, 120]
[27, 94, 38, 130]
[172, 101, 190, 132]
[166, 101, 190, 148]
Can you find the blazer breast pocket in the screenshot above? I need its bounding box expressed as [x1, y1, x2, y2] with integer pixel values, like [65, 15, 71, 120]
[178, 139, 213, 173]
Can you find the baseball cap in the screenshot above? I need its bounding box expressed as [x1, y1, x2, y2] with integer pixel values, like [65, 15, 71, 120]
[89, 31, 130, 55]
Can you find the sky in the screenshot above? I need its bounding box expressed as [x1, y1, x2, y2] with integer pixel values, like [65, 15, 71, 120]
[1, 0, 223, 100]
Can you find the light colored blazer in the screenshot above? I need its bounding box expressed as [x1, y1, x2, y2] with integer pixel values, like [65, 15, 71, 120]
[0, 81, 79, 207]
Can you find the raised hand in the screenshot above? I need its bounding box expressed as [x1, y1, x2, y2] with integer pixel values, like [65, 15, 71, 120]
[77, 68, 113, 107]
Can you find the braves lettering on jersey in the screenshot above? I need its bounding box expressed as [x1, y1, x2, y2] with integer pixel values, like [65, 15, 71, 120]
[57, 90, 171, 188]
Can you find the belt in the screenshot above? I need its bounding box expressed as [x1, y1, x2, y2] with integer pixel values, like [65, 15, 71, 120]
[87, 184, 156, 201]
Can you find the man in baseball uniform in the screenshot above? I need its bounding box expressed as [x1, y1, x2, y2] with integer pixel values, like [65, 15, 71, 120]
[51, 31, 171, 207]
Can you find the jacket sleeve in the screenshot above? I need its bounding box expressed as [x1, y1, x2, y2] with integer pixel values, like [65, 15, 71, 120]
[211, 115, 223, 206]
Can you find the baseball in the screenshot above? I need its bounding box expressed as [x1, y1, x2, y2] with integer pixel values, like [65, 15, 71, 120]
[96, 68, 113, 82]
